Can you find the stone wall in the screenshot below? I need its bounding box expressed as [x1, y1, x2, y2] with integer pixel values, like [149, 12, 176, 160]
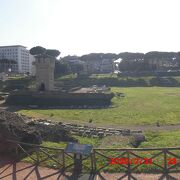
[28, 119, 143, 139]
[6, 90, 114, 107]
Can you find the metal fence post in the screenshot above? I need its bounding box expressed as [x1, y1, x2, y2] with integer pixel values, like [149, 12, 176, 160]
[62, 149, 65, 169]
[90, 152, 94, 171]
[127, 150, 131, 180]
[164, 149, 167, 173]
[35, 148, 39, 164]
[93, 149, 96, 172]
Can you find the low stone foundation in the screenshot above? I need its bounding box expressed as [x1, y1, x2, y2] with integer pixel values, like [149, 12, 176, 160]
[28, 119, 143, 139]
[5, 90, 114, 107]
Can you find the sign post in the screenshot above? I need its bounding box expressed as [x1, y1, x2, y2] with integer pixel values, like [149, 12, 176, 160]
[65, 142, 93, 173]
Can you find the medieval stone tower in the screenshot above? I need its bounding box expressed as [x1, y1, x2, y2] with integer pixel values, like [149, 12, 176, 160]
[35, 55, 55, 91]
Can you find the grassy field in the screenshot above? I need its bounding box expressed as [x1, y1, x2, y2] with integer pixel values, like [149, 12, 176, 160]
[42, 130, 180, 149]
[18, 87, 180, 126]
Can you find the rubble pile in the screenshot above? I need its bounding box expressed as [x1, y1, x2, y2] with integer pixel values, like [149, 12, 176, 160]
[0, 96, 4, 101]
[28, 120, 76, 142]
[29, 119, 143, 138]
[0, 110, 41, 143]
[130, 134, 146, 147]
[0, 110, 42, 154]
[0, 110, 76, 151]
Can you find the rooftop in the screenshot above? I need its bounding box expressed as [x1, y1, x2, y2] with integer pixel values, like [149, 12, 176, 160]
[0, 45, 27, 48]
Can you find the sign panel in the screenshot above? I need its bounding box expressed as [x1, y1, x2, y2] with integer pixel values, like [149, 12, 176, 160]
[65, 142, 93, 155]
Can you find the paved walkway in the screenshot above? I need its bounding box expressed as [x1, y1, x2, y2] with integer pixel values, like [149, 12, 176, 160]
[0, 161, 179, 180]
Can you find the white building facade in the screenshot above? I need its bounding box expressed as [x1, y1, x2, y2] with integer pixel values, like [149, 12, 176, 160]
[0, 45, 35, 74]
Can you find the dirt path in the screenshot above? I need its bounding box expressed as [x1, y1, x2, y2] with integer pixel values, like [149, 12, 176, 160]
[107, 124, 180, 132]
[0, 161, 179, 180]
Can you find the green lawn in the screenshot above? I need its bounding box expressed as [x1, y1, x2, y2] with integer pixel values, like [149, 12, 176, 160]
[140, 130, 180, 148]
[41, 130, 180, 148]
[18, 87, 180, 126]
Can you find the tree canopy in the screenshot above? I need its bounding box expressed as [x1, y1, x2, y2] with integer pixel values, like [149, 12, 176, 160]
[46, 49, 60, 57]
[118, 52, 144, 61]
[30, 46, 46, 56]
[30, 46, 60, 58]
[144, 51, 176, 60]
[80, 53, 117, 62]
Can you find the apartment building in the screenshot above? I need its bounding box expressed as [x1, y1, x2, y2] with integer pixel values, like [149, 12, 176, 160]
[0, 45, 35, 74]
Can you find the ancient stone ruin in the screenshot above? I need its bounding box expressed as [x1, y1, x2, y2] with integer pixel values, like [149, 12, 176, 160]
[0, 110, 41, 154]
[26, 119, 145, 147]
[0, 110, 75, 155]
[28, 118, 143, 138]
[28, 121, 76, 143]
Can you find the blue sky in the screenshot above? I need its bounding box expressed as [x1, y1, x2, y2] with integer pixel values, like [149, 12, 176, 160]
[0, 0, 180, 57]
